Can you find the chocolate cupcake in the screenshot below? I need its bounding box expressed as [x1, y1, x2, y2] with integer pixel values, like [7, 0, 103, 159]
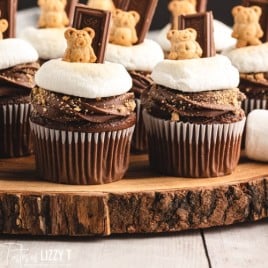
[30, 23, 136, 185]
[223, 5, 268, 115]
[0, 20, 39, 158]
[105, 4, 163, 153]
[142, 27, 246, 178]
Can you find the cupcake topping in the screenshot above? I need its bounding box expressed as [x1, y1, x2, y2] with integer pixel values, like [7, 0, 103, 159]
[231, 5, 263, 48]
[168, 0, 197, 30]
[87, 0, 115, 11]
[222, 43, 268, 73]
[63, 27, 97, 63]
[31, 87, 136, 124]
[35, 59, 132, 98]
[167, 28, 202, 60]
[112, 0, 158, 44]
[0, 1, 17, 38]
[19, 27, 67, 60]
[106, 39, 164, 71]
[0, 18, 8, 40]
[142, 85, 245, 124]
[0, 38, 39, 70]
[38, 0, 69, 28]
[72, 5, 111, 63]
[242, 0, 268, 43]
[109, 9, 140, 46]
[0, 62, 40, 90]
[151, 55, 239, 93]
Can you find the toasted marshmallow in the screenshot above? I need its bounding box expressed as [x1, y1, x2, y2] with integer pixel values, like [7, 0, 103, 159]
[105, 39, 164, 71]
[20, 27, 67, 60]
[151, 54, 239, 92]
[0, 38, 38, 70]
[35, 59, 132, 99]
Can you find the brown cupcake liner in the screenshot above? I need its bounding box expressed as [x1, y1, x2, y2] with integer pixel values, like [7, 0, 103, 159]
[0, 103, 32, 158]
[242, 98, 267, 115]
[30, 121, 135, 185]
[143, 111, 246, 178]
[131, 99, 148, 153]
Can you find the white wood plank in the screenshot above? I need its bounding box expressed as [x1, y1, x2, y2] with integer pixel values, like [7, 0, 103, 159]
[204, 219, 268, 268]
[0, 230, 208, 268]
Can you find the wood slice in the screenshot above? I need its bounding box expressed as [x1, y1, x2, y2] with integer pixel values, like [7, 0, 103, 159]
[0, 155, 267, 236]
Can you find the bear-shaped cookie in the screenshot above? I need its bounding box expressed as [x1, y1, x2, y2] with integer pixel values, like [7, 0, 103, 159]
[87, 0, 115, 11]
[63, 27, 97, 63]
[109, 9, 140, 46]
[0, 19, 8, 40]
[168, 0, 196, 30]
[231, 5, 263, 48]
[38, 0, 69, 28]
[167, 28, 202, 60]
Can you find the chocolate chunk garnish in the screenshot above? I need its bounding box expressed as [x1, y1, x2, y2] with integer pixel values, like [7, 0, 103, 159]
[65, 0, 79, 25]
[72, 4, 111, 63]
[0, 0, 17, 38]
[243, 0, 268, 42]
[113, 0, 158, 44]
[196, 0, 208, 12]
[178, 11, 216, 57]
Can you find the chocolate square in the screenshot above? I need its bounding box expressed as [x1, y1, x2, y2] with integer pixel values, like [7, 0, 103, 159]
[72, 4, 111, 63]
[243, 0, 268, 42]
[178, 11, 216, 58]
[113, 0, 158, 44]
[0, 0, 17, 38]
[196, 0, 208, 13]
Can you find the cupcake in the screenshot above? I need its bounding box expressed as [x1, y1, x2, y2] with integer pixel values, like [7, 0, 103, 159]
[30, 26, 136, 185]
[223, 5, 268, 115]
[105, 7, 164, 152]
[19, 0, 77, 64]
[142, 27, 246, 178]
[0, 19, 39, 158]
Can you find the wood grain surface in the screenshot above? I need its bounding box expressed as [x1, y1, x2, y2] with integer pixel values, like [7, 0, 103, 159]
[0, 155, 267, 237]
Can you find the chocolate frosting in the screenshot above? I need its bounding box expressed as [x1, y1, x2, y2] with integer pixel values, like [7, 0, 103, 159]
[0, 62, 40, 97]
[31, 87, 136, 131]
[128, 70, 153, 98]
[239, 72, 268, 99]
[142, 84, 246, 124]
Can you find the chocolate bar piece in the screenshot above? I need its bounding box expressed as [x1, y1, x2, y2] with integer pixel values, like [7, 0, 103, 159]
[72, 5, 111, 63]
[0, 0, 17, 38]
[196, 0, 208, 13]
[178, 11, 215, 58]
[243, 0, 268, 42]
[65, 0, 79, 25]
[113, 0, 158, 44]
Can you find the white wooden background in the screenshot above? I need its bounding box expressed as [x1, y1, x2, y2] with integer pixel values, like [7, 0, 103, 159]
[0, 8, 267, 268]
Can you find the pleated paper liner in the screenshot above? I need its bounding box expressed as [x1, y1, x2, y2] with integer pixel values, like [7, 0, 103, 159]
[242, 99, 267, 115]
[131, 99, 148, 153]
[0, 103, 32, 158]
[143, 111, 246, 178]
[30, 121, 135, 185]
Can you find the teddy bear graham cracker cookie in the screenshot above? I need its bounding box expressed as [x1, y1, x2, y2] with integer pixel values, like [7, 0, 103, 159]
[0, 17, 8, 40]
[38, 0, 70, 28]
[72, 5, 111, 63]
[167, 28, 203, 60]
[232, 5, 263, 48]
[63, 27, 97, 63]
